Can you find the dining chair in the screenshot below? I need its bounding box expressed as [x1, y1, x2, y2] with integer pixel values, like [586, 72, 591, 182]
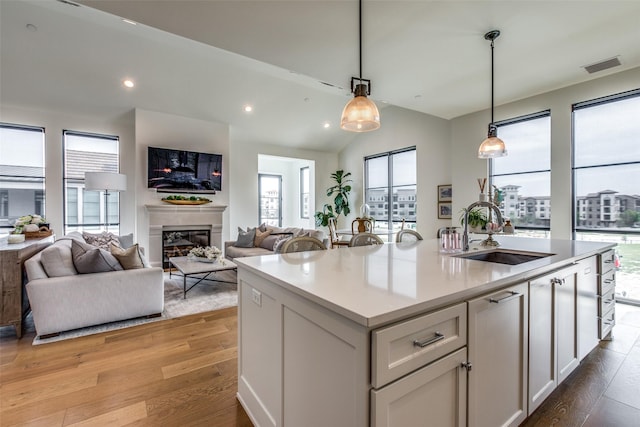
[280, 236, 327, 253]
[328, 218, 350, 249]
[396, 229, 423, 243]
[349, 232, 384, 247]
[351, 218, 373, 234]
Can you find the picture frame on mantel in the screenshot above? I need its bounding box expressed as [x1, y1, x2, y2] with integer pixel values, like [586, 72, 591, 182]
[438, 202, 452, 219]
[437, 184, 452, 202]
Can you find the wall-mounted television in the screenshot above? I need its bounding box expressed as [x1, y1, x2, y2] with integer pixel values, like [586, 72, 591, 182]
[147, 146, 222, 193]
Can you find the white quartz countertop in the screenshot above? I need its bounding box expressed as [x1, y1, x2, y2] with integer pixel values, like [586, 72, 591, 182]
[235, 236, 615, 328]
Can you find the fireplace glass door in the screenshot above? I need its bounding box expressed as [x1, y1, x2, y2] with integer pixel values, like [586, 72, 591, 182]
[162, 229, 210, 269]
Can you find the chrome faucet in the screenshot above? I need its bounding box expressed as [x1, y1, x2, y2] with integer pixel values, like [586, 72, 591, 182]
[462, 200, 505, 251]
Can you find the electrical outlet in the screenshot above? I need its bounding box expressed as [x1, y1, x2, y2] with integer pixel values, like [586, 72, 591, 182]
[251, 288, 262, 307]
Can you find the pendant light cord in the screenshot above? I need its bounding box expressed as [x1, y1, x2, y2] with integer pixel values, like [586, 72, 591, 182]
[358, 0, 362, 82]
[490, 37, 494, 124]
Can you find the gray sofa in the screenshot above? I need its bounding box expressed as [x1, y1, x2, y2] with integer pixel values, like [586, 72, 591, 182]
[224, 226, 326, 260]
[25, 232, 164, 337]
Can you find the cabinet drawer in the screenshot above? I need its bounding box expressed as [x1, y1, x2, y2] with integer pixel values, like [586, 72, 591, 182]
[599, 249, 616, 274]
[598, 270, 616, 294]
[372, 302, 466, 389]
[599, 306, 615, 339]
[598, 288, 615, 317]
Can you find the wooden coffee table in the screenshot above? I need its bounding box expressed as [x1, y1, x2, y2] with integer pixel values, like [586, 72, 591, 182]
[168, 256, 237, 298]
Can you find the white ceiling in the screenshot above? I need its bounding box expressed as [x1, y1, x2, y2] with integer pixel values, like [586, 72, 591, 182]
[2, 0, 639, 152]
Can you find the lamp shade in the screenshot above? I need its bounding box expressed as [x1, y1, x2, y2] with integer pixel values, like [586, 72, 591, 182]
[341, 83, 381, 132]
[478, 136, 507, 158]
[84, 172, 127, 192]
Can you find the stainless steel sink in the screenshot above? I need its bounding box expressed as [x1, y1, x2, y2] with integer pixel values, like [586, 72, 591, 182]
[453, 250, 554, 265]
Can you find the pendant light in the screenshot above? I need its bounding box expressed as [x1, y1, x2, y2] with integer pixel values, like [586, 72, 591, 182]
[341, 0, 380, 132]
[478, 30, 507, 158]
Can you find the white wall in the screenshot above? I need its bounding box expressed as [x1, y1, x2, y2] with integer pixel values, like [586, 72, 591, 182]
[134, 109, 230, 251]
[0, 105, 135, 236]
[451, 67, 640, 239]
[230, 137, 337, 240]
[338, 105, 451, 238]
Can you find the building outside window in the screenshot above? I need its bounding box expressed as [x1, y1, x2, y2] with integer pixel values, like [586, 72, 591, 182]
[364, 147, 416, 231]
[300, 167, 309, 219]
[573, 89, 640, 304]
[490, 111, 551, 238]
[63, 131, 120, 234]
[0, 124, 45, 235]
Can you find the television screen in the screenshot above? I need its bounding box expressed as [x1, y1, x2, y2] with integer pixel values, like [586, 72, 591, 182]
[147, 146, 222, 193]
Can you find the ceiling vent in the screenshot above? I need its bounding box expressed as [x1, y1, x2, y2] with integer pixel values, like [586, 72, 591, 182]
[583, 56, 621, 74]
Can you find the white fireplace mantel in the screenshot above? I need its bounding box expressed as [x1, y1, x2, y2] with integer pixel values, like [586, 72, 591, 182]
[145, 204, 227, 267]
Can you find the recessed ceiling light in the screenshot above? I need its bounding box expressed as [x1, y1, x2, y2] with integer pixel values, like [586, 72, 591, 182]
[323, 122, 331, 129]
[122, 18, 137, 25]
[244, 105, 253, 113]
[122, 79, 135, 88]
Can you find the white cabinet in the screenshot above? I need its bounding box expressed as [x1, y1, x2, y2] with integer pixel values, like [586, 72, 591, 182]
[528, 266, 579, 414]
[371, 347, 467, 427]
[468, 283, 528, 427]
[577, 256, 599, 360]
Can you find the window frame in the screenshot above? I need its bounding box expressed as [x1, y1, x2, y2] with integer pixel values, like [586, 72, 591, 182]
[62, 130, 120, 234]
[489, 110, 551, 233]
[300, 166, 309, 219]
[571, 88, 640, 236]
[364, 146, 416, 230]
[0, 123, 46, 232]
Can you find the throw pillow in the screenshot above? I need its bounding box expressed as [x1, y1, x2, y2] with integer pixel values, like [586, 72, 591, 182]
[259, 234, 281, 250]
[71, 239, 123, 274]
[254, 228, 272, 247]
[110, 243, 145, 270]
[40, 244, 78, 277]
[117, 233, 134, 249]
[273, 235, 291, 253]
[82, 231, 121, 250]
[236, 227, 256, 248]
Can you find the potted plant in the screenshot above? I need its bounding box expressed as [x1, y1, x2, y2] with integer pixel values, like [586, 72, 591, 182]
[460, 207, 488, 232]
[314, 170, 352, 227]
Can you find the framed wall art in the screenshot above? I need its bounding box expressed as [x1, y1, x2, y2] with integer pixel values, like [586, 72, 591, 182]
[437, 184, 452, 202]
[438, 202, 452, 219]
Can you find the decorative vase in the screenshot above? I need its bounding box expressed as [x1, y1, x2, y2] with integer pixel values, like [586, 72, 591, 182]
[8, 234, 26, 244]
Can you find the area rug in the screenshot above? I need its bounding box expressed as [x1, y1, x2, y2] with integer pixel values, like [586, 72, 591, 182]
[32, 270, 237, 345]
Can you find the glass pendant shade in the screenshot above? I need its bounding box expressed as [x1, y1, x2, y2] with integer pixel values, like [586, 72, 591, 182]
[478, 135, 507, 158]
[341, 84, 380, 132]
[478, 125, 507, 158]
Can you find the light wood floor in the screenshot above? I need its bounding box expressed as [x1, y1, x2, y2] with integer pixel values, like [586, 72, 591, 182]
[2, 304, 639, 426]
[0, 307, 253, 426]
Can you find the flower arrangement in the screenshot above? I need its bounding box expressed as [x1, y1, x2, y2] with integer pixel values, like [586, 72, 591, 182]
[188, 245, 222, 262]
[13, 214, 48, 234]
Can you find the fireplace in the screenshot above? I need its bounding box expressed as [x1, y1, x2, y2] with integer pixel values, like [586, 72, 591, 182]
[145, 204, 227, 268]
[162, 229, 210, 269]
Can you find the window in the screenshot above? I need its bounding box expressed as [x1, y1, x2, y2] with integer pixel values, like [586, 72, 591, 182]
[364, 147, 416, 230]
[63, 131, 120, 234]
[573, 89, 640, 304]
[490, 111, 551, 237]
[0, 124, 45, 233]
[300, 167, 309, 218]
[259, 174, 282, 227]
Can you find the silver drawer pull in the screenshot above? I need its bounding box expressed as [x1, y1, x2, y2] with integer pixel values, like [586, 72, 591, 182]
[604, 259, 613, 264]
[604, 279, 614, 284]
[489, 291, 520, 304]
[551, 277, 565, 286]
[604, 299, 614, 304]
[413, 332, 444, 348]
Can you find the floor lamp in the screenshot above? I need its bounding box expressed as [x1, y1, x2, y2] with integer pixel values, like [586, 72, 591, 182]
[84, 172, 127, 233]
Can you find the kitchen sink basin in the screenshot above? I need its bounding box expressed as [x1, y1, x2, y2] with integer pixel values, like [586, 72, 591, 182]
[453, 250, 554, 265]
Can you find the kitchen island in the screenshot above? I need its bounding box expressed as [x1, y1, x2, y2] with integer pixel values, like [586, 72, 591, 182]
[235, 236, 616, 427]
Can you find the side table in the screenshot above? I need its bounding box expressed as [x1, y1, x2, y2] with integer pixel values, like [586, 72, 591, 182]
[0, 235, 54, 338]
